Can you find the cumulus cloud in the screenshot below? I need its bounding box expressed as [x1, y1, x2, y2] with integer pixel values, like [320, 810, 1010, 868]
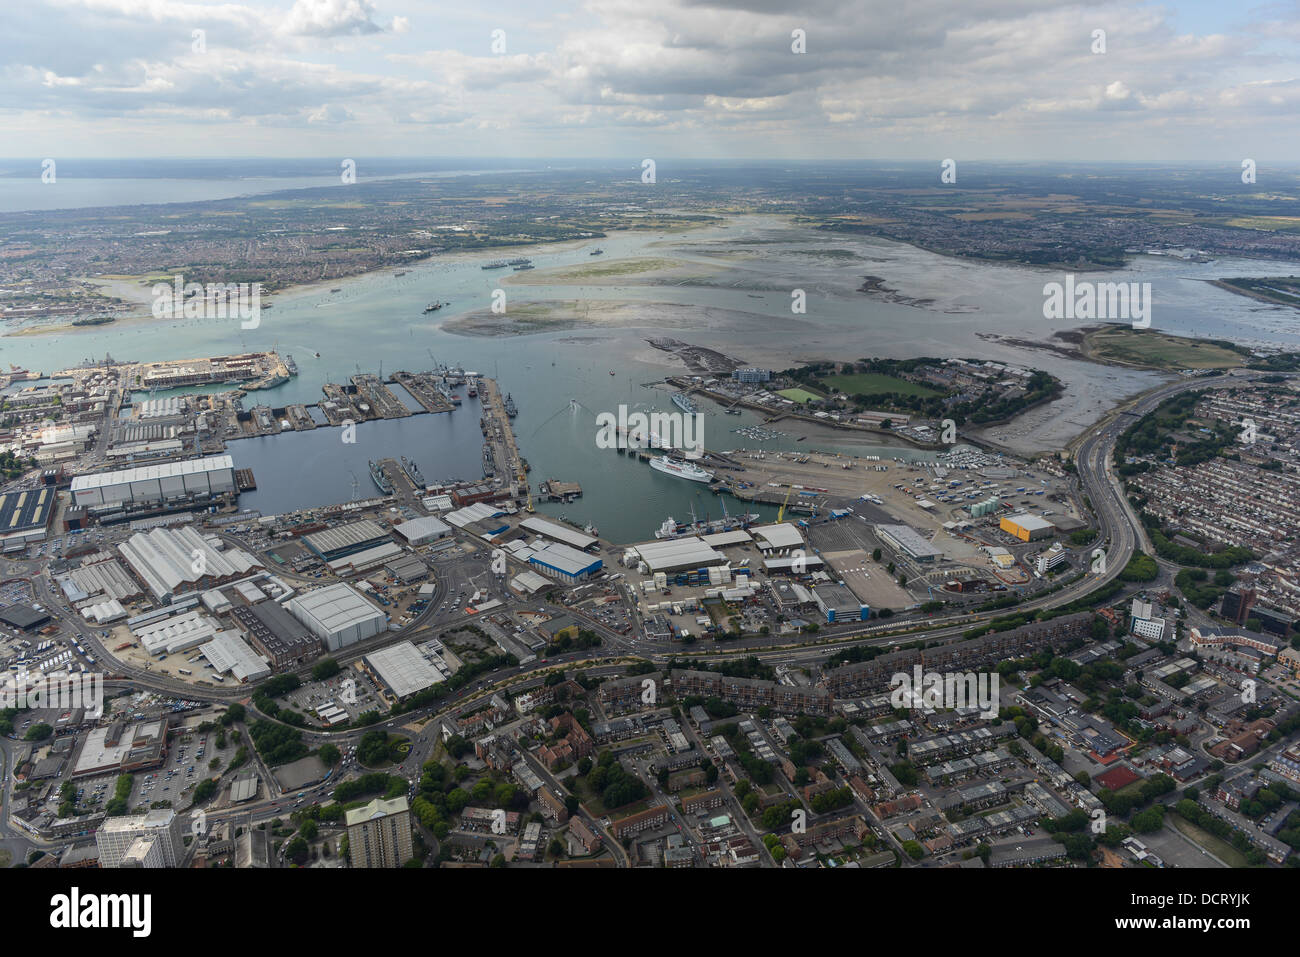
[280, 0, 384, 37]
[3, 0, 1299, 158]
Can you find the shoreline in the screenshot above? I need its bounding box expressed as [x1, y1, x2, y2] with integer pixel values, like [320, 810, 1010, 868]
[1206, 277, 1300, 310]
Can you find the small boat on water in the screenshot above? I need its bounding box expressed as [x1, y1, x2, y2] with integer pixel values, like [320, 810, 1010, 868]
[590, 248, 604, 256]
[482, 260, 509, 270]
[424, 301, 447, 313]
[330, 288, 341, 293]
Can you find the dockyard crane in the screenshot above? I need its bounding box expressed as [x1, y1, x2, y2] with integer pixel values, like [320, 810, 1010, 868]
[777, 486, 794, 523]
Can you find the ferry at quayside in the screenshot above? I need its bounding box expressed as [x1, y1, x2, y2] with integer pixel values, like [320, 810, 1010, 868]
[649, 455, 714, 483]
[671, 392, 698, 414]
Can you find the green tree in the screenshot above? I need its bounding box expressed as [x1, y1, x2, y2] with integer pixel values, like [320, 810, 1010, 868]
[312, 658, 342, 681]
[192, 779, 218, 803]
[284, 836, 309, 866]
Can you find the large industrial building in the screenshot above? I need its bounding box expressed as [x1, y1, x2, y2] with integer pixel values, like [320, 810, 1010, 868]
[875, 524, 944, 562]
[519, 516, 598, 551]
[118, 524, 261, 602]
[0, 603, 51, 631]
[526, 541, 603, 584]
[60, 556, 143, 604]
[624, 537, 725, 574]
[1000, 514, 1056, 542]
[0, 486, 56, 548]
[813, 583, 869, 623]
[365, 641, 445, 699]
[199, 631, 272, 682]
[70, 455, 236, 508]
[72, 718, 170, 778]
[302, 520, 391, 562]
[392, 516, 451, 546]
[326, 541, 404, 577]
[231, 601, 320, 669]
[751, 523, 805, 554]
[288, 582, 388, 652]
[132, 609, 224, 656]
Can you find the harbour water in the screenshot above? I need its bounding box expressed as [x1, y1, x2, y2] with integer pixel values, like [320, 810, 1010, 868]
[12, 213, 1300, 542]
[227, 403, 488, 517]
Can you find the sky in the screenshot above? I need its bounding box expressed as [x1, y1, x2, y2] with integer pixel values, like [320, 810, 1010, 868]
[2, 0, 1299, 161]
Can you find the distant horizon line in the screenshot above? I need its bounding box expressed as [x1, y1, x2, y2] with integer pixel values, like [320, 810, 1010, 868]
[1, 156, 1295, 168]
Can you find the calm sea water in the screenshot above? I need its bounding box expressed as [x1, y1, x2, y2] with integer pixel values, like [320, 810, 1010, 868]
[11, 214, 1300, 541]
[0, 159, 544, 213]
[227, 400, 489, 516]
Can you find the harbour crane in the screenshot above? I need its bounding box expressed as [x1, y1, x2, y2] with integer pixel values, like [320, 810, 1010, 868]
[777, 485, 794, 523]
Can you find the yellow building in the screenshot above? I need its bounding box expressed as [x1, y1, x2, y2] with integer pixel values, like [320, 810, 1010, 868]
[1000, 514, 1055, 542]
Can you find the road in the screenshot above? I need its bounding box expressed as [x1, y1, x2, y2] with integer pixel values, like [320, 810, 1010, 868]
[6, 370, 1276, 863]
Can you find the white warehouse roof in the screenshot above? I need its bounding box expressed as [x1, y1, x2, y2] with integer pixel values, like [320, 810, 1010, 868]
[393, 516, 451, 544]
[527, 541, 602, 576]
[118, 525, 260, 600]
[81, 599, 127, 624]
[628, 537, 723, 573]
[1007, 513, 1055, 532]
[876, 524, 945, 560]
[751, 523, 804, 550]
[132, 609, 223, 655]
[510, 571, 551, 594]
[445, 503, 504, 528]
[70, 454, 234, 492]
[520, 517, 597, 550]
[290, 582, 386, 638]
[699, 530, 752, 548]
[200, 632, 271, 682]
[366, 641, 444, 698]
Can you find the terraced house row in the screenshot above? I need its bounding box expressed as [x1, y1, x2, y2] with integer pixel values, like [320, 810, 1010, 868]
[819, 612, 1094, 697]
[668, 669, 833, 716]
